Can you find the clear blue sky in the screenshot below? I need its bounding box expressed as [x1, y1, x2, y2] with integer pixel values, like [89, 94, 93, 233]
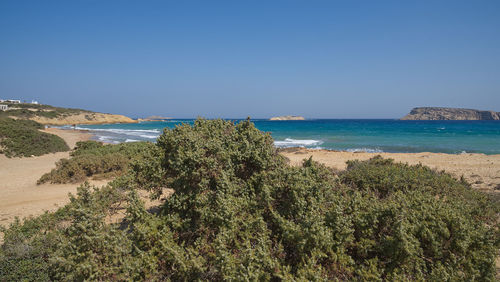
[1, 0, 499, 118]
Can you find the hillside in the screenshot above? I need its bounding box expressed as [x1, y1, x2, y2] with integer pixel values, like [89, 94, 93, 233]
[0, 103, 136, 125]
[401, 107, 500, 120]
[0, 118, 69, 157]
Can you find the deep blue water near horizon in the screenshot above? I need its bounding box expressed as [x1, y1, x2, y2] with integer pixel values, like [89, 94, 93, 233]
[66, 119, 500, 155]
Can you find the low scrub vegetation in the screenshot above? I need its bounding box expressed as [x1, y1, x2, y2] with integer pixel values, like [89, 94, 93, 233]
[38, 140, 156, 184]
[0, 102, 88, 120]
[0, 118, 69, 157]
[1, 118, 498, 280]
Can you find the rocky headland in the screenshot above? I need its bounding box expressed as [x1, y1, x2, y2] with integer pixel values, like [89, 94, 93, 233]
[401, 107, 500, 120]
[0, 102, 137, 125]
[31, 112, 137, 125]
[138, 115, 173, 122]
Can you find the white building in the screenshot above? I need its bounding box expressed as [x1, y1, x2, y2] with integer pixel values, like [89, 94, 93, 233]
[0, 104, 8, 111]
[1, 99, 21, 104]
[31, 100, 39, 104]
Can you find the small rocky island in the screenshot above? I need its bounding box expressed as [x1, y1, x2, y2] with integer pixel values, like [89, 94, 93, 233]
[138, 115, 173, 122]
[269, 115, 305, 121]
[401, 107, 500, 120]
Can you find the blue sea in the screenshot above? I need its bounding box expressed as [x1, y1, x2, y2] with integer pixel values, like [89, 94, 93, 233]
[64, 119, 500, 155]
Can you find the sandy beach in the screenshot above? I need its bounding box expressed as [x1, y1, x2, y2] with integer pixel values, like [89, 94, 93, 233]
[1, 127, 499, 230]
[281, 148, 500, 196]
[0, 128, 108, 228]
[0, 127, 499, 276]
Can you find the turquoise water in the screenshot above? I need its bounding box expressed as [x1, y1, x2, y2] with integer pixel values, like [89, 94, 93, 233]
[69, 119, 500, 154]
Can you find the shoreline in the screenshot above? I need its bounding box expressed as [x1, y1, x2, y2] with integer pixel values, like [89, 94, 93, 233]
[55, 124, 500, 155]
[279, 146, 500, 157]
[1, 128, 499, 229]
[279, 146, 500, 156]
[42, 127, 92, 148]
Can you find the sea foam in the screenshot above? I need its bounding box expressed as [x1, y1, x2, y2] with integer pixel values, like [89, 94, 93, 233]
[75, 126, 161, 142]
[346, 148, 383, 153]
[274, 138, 323, 148]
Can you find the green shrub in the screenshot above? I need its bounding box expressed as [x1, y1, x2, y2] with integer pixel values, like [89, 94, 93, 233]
[0, 182, 129, 281]
[0, 206, 72, 282]
[38, 140, 156, 184]
[341, 156, 499, 223]
[49, 183, 134, 281]
[70, 140, 103, 154]
[0, 118, 69, 157]
[127, 119, 498, 280]
[0, 103, 88, 120]
[1, 118, 498, 280]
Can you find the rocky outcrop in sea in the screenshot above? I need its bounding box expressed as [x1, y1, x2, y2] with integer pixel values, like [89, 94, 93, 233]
[401, 107, 500, 120]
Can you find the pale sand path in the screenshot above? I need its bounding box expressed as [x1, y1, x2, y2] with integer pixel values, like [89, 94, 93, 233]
[0, 128, 107, 228]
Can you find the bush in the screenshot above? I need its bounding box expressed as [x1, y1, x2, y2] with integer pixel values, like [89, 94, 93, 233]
[341, 156, 499, 222]
[1, 118, 498, 280]
[49, 183, 134, 281]
[0, 103, 88, 120]
[0, 203, 74, 282]
[0, 118, 69, 157]
[127, 119, 498, 280]
[38, 140, 156, 184]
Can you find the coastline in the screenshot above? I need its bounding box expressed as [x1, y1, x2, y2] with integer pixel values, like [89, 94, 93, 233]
[42, 127, 92, 148]
[1, 126, 499, 229]
[30, 113, 137, 126]
[1, 127, 499, 274]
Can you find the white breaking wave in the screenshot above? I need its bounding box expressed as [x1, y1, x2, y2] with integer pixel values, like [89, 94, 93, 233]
[75, 126, 160, 133]
[97, 135, 112, 141]
[274, 138, 323, 148]
[75, 127, 161, 140]
[125, 139, 140, 142]
[139, 134, 158, 139]
[346, 148, 383, 153]
[75, 127, 161, 134]
[96, 135, 119, 144]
